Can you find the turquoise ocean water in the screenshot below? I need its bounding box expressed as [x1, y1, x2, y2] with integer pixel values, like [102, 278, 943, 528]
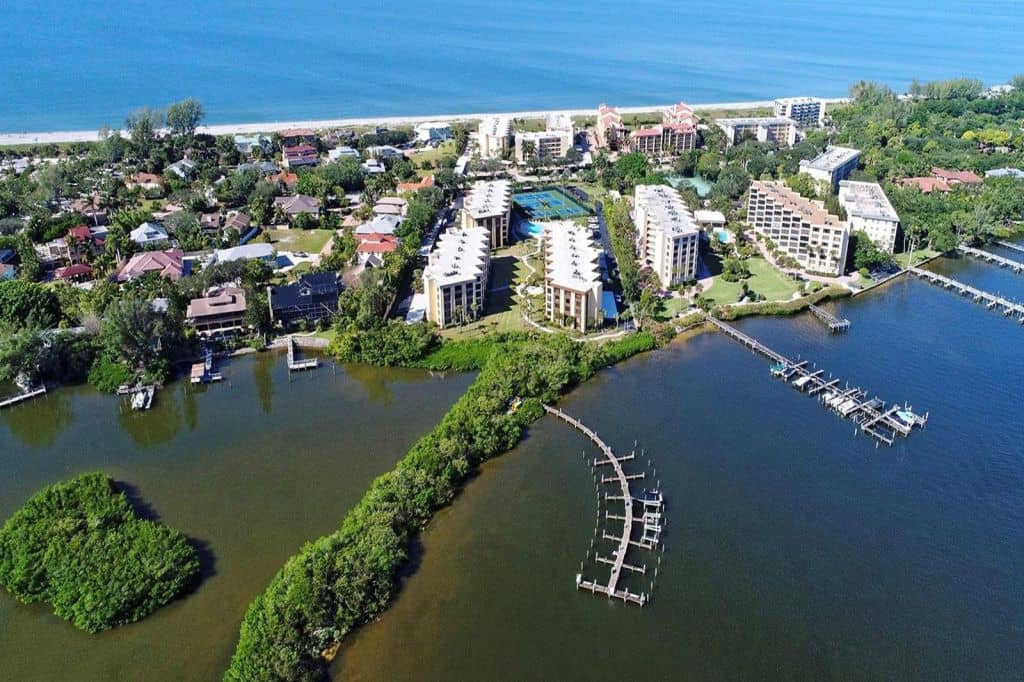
[1, 0, 1023, 132]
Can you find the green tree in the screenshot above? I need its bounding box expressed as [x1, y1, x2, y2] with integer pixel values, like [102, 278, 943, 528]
[165, 98, 205, 137]
[0, 280, 60, 329]
[125, 107, 164, 158]
[101, 297, 163, 374]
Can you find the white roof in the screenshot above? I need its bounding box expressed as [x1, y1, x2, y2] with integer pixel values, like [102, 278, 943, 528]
[424, 227, 490, 286]
[838, 181, 899, 223]
[543, 222, 602, 292]
[635, 185, 699, 238]
[694, 209, 726, 224]
[463, 180, 511, 219]
[716, 116, 796, 127]
[985, 167, 1024, 178]
[801, 146, 861, 172]
[478, 117, 511, 138]
[130, 222, 168, 243]
[215, 243, 276, 263]
[774, 96, 821, 105]
[356, 214, 402, 235]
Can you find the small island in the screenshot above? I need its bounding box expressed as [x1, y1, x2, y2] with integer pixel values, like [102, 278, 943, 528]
[0, 472, 200, 633]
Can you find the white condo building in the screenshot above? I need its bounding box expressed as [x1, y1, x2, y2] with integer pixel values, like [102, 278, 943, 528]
[542, 222, 604, 333]
[799, 146, 861, 189]
[423, 227, 491, 328]
[515, 114, 575, 164]
[716, 117, 798, 147]
[478, 117, 512, 158]
[838, 181, 900, 254]
[634, 185, 701, 287]
[747, 180, 849, 276]
[773, 97, 825, 128]
[461, 180, 512, 248]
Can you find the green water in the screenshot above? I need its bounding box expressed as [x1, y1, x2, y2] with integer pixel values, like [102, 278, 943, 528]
[0, 353, 473, 681]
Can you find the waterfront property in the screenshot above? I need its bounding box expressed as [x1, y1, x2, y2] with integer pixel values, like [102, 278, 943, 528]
[267, 272, 341, 328]
[837, 180, 900, 253]
[461, 180, 512, 248]
[423, 226, 491, 328]
[630, 101, 699, 155]
[281, 144, 319, 168]
[542, 222, 604, 333]
[514, 114, 574, 163]
[595, 103, 624, 150]
[773, 96, 825, 127]
[478, 116, 512, 159]
[716, 116, 798, 147]
[185, 286, 248, 337]
[910, 266, 1024, 323]
[414, 121, 452, 143]
[747, 180, 849, 276]
[799, 146, 861, 189]
[634, 184, 701, 286]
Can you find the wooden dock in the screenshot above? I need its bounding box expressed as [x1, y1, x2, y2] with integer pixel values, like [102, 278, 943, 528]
[910, 267, 1024, 321]
[808, 304, 850, 332]
[707, 318, 928, 446]
[0, 385, 46, 409]
[958, 245, 1024, 273]
[544, 405, 661, 607]
[287, 336, 319, 371]
[995, 240, 1024, 255]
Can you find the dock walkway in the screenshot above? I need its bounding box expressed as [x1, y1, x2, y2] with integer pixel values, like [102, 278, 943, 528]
[910, 267, 1024, 321]
[706, 318, 927, 446]
[0, 385, 46, 409]
[808, 304, 850, 332]
[544, 405, 659, 607]
[995, 240, 1024, 255]
[287, 336, 319, 371]
[958, 245, 1024, 273]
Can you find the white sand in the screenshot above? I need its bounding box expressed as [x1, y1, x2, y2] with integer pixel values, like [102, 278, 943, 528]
[0, 99, 848, 147]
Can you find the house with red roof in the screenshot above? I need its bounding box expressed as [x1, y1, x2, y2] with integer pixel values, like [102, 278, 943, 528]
[396, 175, 435, 193]
[899, 177, 951, 194]
[595, 104, 624, 150]
[270, 171, 299, 191]
[629, 101, 699, 155]
[931, 167, 983, 186]
[282, 144, 319, 168]
[115, 249, 185, 283]
[278, 128, 317, 147]
[55, 263, 94, 282]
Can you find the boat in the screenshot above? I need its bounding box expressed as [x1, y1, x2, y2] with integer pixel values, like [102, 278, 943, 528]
[769, 362, 787, 377]
[792, 375, 811, 389]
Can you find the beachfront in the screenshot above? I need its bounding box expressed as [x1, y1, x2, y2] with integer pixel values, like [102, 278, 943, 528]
[0, 99, 848, 146]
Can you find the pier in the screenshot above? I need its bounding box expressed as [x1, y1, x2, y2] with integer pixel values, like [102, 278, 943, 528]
[910, 267, 1024, 322]
[0, 385, 46, 409]
[995, 240, 1024, 255]
[707, 318, 927, 446]
[190, 348, 224, 384]
[287, 336, 319, 371]
[808, 304, 850, 332]
[958, 245, 1024, 273]
[544, 405, 662, 607]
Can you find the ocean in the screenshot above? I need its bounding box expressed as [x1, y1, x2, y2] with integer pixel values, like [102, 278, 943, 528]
[1, 0, 1023, 132]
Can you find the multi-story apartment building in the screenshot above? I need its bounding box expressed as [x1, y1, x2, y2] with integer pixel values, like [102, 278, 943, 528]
[838, 180, 900, 254]
[423, 227, 491, 328]
[461, 180, 512, 248]
[799, 146, 861, 189]
[629, 101, 699, 155]
[595, 104, 624, 149]
[716, 117, 798, 147]
[514, 115, 575, 164]
[634, 185, 701, 286]
[773, 97, 826, 128]
[542, 222, 604, 333]
[478, 117, 512, 158]
[747, 180, 849, 276]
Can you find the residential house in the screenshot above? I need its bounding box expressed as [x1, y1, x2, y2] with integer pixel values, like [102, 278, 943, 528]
[273, 195, 320, 220]
[373, 197, 408, 217]
[234, 134, 272, 155]
[931, 167, 983, 186]
[237, 161, 280, 175]
[356, 233, 401, 263]
[361, 159, 386, 175]
[130, 222, 170, 248]
[200, 212, 222, 233]
[224, 212, 252, 234]
[278, 128, 317, 147]
[365, 145, 404, 160]
[986, 167, 1024, 179]
[328, 146, 360, 162]
[268, 272, 341, 328]
[128, 172, 164, 191]
[282, 144, 319, 168]
[270, 171, 299, 192]
[54, 263, 94, 282]
[185, 286, 248, 337]
[214, 243, 276, 264]
[167, 158, 197, 180]
[396, 175, 435, 193]
[115, 249, 185, 282]
[415, 122, 453, 143]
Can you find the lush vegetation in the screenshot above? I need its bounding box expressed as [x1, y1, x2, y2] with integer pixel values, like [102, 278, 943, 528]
[713, 286, 850, 320]
[226, 331, 657, 680]
[0, 473, 200, 633]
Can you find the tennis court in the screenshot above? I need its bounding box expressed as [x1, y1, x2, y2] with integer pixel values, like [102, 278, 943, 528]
[512, 187, 591, 220]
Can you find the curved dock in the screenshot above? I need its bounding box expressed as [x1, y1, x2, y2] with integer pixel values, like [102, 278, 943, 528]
[544, 405, 659, 607]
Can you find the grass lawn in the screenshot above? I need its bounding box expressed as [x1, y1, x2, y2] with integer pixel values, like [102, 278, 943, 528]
[439, 241, 535, 339]
[263, 228, 334, 254]
[703, 256, 801, 305]
[656, 296, 693, 321]
[407, 140, 457, 169]
[896, 247, 942, 268]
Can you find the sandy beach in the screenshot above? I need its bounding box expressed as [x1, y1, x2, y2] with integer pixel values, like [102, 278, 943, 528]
[0, 98, 847, 147]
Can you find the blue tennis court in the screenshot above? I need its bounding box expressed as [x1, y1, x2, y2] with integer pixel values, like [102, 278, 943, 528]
[513, 187, 591, 220]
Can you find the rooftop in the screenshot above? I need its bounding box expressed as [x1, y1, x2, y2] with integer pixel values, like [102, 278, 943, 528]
[424, 227, 490, 286]
[751, 180, 846, 228]
[543, 221, 603, 292]
[215, 243, 275, 263]
[479, 116, 511, 138]
[800, 146, 861, 172]
[717, 116, 797, 127]
[774, 96, 821, 105]
[463, 180, 512, 219]
[187, 286, 247, 319]
[838, 181, 899, 223]
[356, 214, 402, 235]
[634, 184, 700, 237]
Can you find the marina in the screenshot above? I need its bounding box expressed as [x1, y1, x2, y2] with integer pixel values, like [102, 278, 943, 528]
[709, 317, 927, 446]
[910, 267, 1024, 321]
[543, 405, 663, 607]
[995, 240, 1024, 255]
[957, 244, 1024, 273]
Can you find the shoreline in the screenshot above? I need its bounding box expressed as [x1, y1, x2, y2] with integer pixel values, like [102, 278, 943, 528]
[0, 97, 848, 147]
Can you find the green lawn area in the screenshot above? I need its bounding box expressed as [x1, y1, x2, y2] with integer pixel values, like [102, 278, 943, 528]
[656, 296, 693, 321]
[439, 241, 535, 339]
[263, 229, 334, 254]
[896, 247, 942, 268]
[703, 257, 801, 305]
[407, 141, 457, 169]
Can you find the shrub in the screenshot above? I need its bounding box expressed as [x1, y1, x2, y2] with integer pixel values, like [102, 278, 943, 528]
[87, 356, 132, 393]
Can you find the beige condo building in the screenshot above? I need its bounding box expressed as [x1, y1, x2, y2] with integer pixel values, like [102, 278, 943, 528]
[423, 227, 491, 328]
[461, 179, 512, 248]
[634, 184, 701, 287]
[542, 222, 604, 333]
